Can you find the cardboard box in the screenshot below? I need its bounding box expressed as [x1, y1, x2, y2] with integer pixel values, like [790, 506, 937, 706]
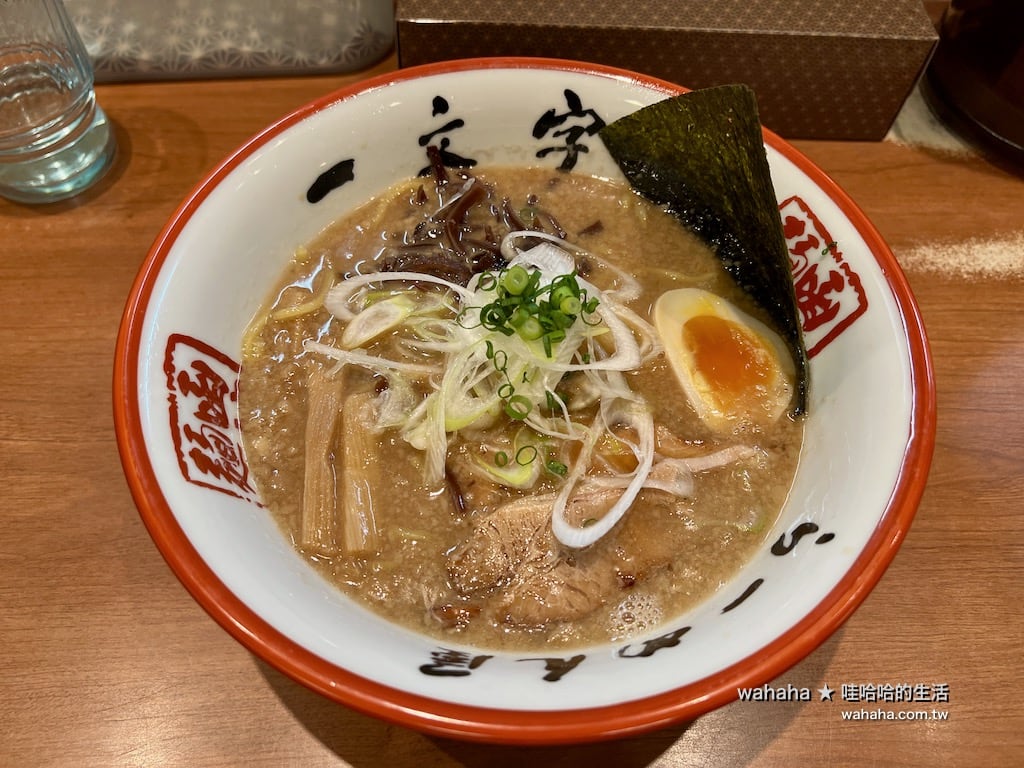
[396, 0, 938, 140]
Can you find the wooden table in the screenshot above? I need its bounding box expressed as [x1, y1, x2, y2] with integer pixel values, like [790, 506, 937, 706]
[3, 55, 1022, 767]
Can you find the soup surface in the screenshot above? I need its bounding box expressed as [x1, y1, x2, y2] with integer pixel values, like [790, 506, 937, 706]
[239, 165, 803, 651]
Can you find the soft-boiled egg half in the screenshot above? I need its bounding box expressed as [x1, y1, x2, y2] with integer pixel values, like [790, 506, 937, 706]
[653, 287, 796, 432]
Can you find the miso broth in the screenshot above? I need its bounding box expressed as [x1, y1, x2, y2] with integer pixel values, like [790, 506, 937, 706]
[239, 166, 803, 652]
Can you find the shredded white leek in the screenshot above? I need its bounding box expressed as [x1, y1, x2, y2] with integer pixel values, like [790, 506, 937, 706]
[550, 398, 655, 548]
[303, 341, 439, 376]
[306, 231, 733, 549]
[341, 295, 417, 348]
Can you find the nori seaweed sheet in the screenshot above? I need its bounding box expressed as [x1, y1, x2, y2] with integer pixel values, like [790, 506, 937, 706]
[599, 85, 808, 416]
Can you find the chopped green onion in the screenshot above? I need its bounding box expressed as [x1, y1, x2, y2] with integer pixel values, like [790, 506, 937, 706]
[559, 296, 581, 315]
[494, 450, 509, 467]
[515, 445, 539, 465]
[468, 261, 603, 416]
[550, 284, 574, 307]
[524, 269, 542, 296]
[501, 265, 530, 295]
[504, 394, 532, 420]
[545, 459, 568, 476]
[545, 390, 564, 412]
[548, 310, 571, 329]
[473, 264, 598, 356]
[519, 316, 543, 340]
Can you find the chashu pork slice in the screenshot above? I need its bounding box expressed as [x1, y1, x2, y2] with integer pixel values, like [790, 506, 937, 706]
[447, 488, 680, 627]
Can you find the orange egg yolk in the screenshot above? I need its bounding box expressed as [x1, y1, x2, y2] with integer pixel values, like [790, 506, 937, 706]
[682, 314, 774, 414]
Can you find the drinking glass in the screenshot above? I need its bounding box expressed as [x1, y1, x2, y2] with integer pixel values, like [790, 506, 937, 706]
[0, 0, 116, 203]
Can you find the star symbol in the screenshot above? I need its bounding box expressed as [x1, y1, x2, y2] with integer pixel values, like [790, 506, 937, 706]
[818, 684, 835, 701]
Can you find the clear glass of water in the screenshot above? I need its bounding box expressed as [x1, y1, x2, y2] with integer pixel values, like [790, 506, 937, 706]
[0, 0, 116, 204]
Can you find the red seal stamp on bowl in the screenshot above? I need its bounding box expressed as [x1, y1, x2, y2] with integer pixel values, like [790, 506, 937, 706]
[164, 333, 259, 504]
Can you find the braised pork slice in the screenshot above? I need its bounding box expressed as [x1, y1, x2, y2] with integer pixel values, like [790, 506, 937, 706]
[447, 487, 681, 627]
[445, 450, 514, 516]
[447, 488, 629, 594]
[497, 558, 620, 626]
[447, 493, 557, 594]
[497, 491, 680, 626]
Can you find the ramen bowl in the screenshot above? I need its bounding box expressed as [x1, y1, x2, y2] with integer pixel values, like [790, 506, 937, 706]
[114, 58, 935, 744]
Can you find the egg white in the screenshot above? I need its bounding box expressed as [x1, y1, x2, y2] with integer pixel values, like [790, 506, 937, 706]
[653, 287, 795, 432]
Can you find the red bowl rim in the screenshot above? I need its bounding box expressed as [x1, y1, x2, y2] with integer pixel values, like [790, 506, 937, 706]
[113, 56, 936, 745]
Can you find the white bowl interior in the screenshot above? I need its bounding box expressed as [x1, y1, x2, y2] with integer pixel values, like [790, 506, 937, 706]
[133, 65, 915, 710]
